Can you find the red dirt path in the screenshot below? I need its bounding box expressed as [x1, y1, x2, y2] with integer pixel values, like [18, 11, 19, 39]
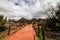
[4, 24, 38, 40]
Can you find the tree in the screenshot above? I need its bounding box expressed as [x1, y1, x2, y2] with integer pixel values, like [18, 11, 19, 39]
[0, 15, 7, 32]
[45, 6, 60, 31]
[18, 18, 28, 25]
[0, 15, 7, 26]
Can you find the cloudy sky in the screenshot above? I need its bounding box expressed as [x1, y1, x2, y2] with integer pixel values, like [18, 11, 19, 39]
[0, 0, 60, 20]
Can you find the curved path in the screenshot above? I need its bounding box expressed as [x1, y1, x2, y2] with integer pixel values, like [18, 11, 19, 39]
[4, 24, 38, 40]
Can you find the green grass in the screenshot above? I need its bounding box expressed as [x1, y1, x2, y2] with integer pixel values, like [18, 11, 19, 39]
[0, 35, 8, 40]
[0, 37, 3, 40]
[38, 33, 42, 40]
[38, 36, 42, 40]
[34, 28, 42, 40]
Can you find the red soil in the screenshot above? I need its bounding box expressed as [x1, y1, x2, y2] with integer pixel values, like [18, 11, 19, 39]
[4, 24, 38, 40]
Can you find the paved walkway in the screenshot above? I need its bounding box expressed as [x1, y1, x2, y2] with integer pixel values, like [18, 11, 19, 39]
[4, 24, 38, 40]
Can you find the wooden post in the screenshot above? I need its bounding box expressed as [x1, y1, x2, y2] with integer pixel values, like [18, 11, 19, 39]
[37, 26, 40, 36]
[42, 28, 45, 40]
[34, 35, 35, 40]
[8, 25, 11, 35]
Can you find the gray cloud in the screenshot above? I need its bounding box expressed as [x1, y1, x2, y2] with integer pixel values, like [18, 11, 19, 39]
[0, 0, 60, 20]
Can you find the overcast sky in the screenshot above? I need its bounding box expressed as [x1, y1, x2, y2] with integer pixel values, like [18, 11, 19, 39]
[0, 0, 60, 20]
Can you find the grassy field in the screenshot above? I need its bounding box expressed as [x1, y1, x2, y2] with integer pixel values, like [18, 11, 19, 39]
[38, 34, 42, 40]
[0, 37, 3, 40]
[35, 28, 42, 40]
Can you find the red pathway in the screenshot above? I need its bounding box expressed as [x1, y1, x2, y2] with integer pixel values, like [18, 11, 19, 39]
[4, 24, 38, 40]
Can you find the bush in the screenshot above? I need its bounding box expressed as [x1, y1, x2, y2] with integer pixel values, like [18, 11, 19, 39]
[0, 26, 6, 32]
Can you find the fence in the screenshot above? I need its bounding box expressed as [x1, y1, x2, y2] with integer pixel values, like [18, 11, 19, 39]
[34, 25, 60, 40]
[44, 30, 60, 40]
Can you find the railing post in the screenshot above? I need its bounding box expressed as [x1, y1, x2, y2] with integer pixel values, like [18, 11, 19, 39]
[8, 25, 11, 35]
[34, 35, 35, 40]
[42, 28, 45, 40]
